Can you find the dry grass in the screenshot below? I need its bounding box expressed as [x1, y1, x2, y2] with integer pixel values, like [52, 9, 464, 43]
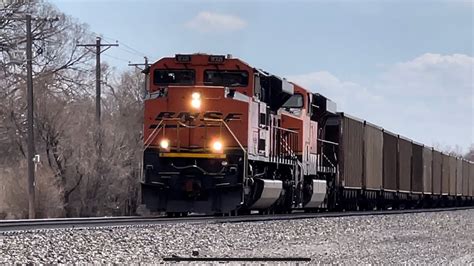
[0, 163, 64, 219]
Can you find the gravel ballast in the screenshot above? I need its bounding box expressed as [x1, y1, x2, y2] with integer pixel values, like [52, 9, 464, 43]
[0, 209, 473, 264]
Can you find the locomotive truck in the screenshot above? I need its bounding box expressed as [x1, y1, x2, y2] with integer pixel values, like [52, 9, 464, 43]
[140, 54, 474, 216]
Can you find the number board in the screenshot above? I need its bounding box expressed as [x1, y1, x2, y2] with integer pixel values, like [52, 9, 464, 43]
[175, 54, 191, 63]
[209, 55, 225, 63]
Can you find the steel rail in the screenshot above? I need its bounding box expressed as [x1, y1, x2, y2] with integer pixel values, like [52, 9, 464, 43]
[0, 215, 211, 232]
[0, 206, 472, 232]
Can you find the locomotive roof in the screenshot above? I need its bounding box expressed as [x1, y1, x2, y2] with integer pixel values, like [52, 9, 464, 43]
[150, 53, 254, 69]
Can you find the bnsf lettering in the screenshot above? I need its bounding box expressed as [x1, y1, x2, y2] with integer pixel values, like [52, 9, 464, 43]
[155, 111, 242, 121]
[176, 112, 199, 120]
[224, 113, 242, 121]
[203, 112, 222, 120]
[150, 111, 243, 128]
[155, 112, 175, 120]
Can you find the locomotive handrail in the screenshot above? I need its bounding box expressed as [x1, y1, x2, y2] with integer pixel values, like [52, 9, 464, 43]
[273, 126, 298, 134]
[143, 120, 163, 150]
[318, 138, 339, 146]
[274, 127, 303, 184]
[144, 118, 247, 184]
[271, 125, 299, 164]
[141, 120, 163, 182]
[222, 120, 246, 153]
[280, 136, 297, 159]
[323, 153, 336, 168]
[177, 121, 202, 128]
[202, 118, 223, 122]
[222, 120, 248, 206]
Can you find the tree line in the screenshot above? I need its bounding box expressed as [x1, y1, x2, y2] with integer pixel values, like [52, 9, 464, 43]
[1, 0, 144, 218]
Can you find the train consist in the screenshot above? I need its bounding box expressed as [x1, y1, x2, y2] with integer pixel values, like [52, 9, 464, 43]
[141, 54, 473, 216]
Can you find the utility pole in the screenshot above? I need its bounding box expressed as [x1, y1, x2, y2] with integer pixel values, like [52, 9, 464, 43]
[95, 37, 101, 125]
[77, 37, 118, 182]
[1, 12, 59, 219]
[25, 14, 35, 220]
[128, 56, 149, 68]
[128, 57, 150, 186]
[128, 56, 149, 97]
[78, 37, 118, 125]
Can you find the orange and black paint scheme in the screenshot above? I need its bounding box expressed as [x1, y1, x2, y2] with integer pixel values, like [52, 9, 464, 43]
[141, 54, 336, 215]
[140, 54, 474, 215]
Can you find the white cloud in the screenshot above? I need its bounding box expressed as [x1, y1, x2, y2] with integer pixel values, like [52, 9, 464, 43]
[379, 53, 473, 97]
[288, 53, 474, 152]
[185, 11, 247, 33]
[288, 71, 382, 113]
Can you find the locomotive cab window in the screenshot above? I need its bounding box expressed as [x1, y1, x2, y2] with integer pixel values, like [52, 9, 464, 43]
[154, 69, 195, 85]
[283, 93, 304, 109]
[204, 70, 249, 87]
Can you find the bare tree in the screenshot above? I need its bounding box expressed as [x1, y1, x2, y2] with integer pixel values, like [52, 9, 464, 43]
[464, 144, 474, 161]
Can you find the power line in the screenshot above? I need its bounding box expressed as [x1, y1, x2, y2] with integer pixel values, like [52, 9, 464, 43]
[102, 53, 130, 63]
[119, 43, 147, 57]
[102, 35, 148, 57]
[118, 47, 145, 57]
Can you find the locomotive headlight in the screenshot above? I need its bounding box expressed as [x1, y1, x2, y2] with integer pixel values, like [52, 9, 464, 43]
[191, 92, 201, 109]
[211, 140, 223, 152]
[160, 139, 170, 150]
[191, 98, 201, 109]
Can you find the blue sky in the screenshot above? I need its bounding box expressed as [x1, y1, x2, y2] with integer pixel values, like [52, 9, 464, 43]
[50, 0, 473, 152]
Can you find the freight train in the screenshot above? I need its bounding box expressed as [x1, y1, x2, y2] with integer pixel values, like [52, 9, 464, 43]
[140, 54, 473, 216]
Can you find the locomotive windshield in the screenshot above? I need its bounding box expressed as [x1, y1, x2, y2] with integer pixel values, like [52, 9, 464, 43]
[283, 93, 304, 108]
[204, 70, 249, 87]
[154, 69, 195, 85]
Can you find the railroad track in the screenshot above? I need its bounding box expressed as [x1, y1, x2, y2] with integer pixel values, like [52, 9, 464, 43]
[0, 206, 472, 232]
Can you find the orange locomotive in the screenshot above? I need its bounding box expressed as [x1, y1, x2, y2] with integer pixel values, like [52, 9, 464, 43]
[141, 54, 337, 215]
